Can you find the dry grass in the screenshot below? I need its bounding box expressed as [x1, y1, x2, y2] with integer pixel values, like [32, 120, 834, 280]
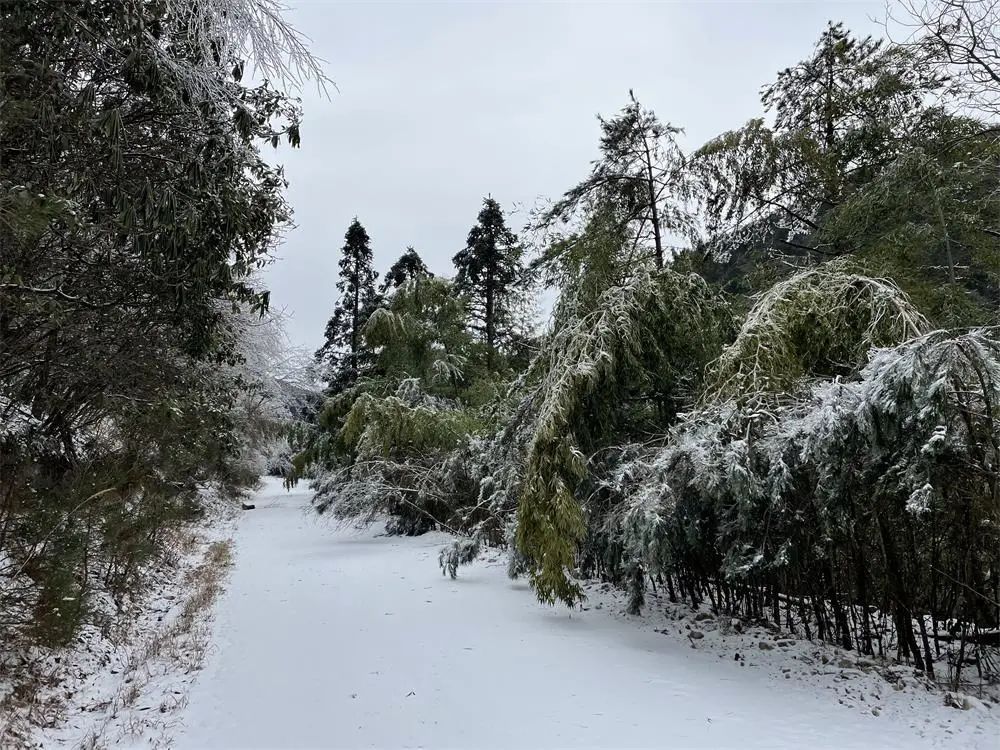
[95, 539, 234, 747]
[0, 533, 234, 750]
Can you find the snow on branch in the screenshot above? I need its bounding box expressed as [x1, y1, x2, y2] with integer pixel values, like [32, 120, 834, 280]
[156, 0, 331, 102]
[597, 328, 1000, 641]
[705, 259, 930, 402]
[515, 262, 731, 605]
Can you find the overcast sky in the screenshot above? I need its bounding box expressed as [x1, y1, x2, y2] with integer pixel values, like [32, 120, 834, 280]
[265, 0, 886, 351]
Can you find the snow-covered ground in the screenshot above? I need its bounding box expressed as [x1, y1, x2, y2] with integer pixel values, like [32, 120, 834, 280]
[2, 491, 238, 749]
[165, 478, 995, 749]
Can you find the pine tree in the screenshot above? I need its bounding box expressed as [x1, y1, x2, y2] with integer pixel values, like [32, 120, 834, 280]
[541, 92, 691, 269]
[381, 246, 430, 293]
[695, 22, 944, 255]
[452, 197, 524, 372]
[316, 218, 379, 391]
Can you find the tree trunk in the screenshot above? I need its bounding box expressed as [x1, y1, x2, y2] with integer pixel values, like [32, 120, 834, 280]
[641, 133, 663, 269]
[485, 254, 496, 372]
[351, 264, 360, 374]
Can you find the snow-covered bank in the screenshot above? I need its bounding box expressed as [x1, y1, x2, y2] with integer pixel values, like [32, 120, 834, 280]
[0, 491, 237, 749]
[171, 478, 995, 749]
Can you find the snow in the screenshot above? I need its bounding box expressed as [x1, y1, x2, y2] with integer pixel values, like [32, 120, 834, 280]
[4, 489, 238, 749]
[168, 478, 996, 749]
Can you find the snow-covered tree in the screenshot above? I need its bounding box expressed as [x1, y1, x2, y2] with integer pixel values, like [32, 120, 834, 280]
[0, 0, 323, 644]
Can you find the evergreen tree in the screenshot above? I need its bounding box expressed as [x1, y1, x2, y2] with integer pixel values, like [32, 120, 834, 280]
[695, 23, 944, 258]
[541, 92, 691, 269]
[381, 246, 431, 293]
[0, 0, 321, 646]
[532, 200, 636, 323]
[452, 197, 524, 372]
[316, 219, 379, 391]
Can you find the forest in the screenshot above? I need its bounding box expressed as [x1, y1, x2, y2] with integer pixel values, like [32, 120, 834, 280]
[289, 3, 1000, 693]
[1, 0, 999, 728]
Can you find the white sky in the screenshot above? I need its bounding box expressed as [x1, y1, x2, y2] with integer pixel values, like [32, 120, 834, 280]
[265, 0, 886, 351]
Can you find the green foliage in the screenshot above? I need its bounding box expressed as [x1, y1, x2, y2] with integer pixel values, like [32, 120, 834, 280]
[820, 132, 1000, 326]
[706, 260, 929, 401]
[696, 23, 943, 242]
[292, 271, 496, 535]
[516, 264, 732, 604]
[594, 329, 1000, 673]
[381, 247, 431, 293]
[290, 14, 1000, 675]
[540, 93, 692, 269]
[340, 392, 482, 460]
[316, 218, 380, 393]
[453, 197, 528, 372]
[533, 201, 640, 323]
[364, 276, 474, 395]
[0, 0, 307, 646]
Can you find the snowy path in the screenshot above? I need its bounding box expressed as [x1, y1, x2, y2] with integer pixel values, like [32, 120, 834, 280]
[174, 479, 986, 749]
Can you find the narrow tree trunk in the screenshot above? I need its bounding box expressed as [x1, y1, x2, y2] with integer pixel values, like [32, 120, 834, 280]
[630, 91, 663, 269]
[351, 267, 360, 374]
[641, 135, 663, 269]
[485, 272, 495, 372]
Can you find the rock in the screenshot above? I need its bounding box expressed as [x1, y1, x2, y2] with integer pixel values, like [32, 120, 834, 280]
[837, 658, 855, 669]
[689, 630, 705, 639]
[759, 641, 774, 650]
[871, 707, 880, 717]
[775, 639, 795, 647]
[694, 611, 715, 622]
[241, 502, 256, 510]
[798, 655, 814, 665]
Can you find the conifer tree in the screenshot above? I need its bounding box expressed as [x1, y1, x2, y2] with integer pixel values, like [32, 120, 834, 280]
[452, 197, 524, 372]
[695, 22, 944, 254]
[541, 92, 691, 269]
[316, 218, 379, 391]
[381, 246, 431, 293]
